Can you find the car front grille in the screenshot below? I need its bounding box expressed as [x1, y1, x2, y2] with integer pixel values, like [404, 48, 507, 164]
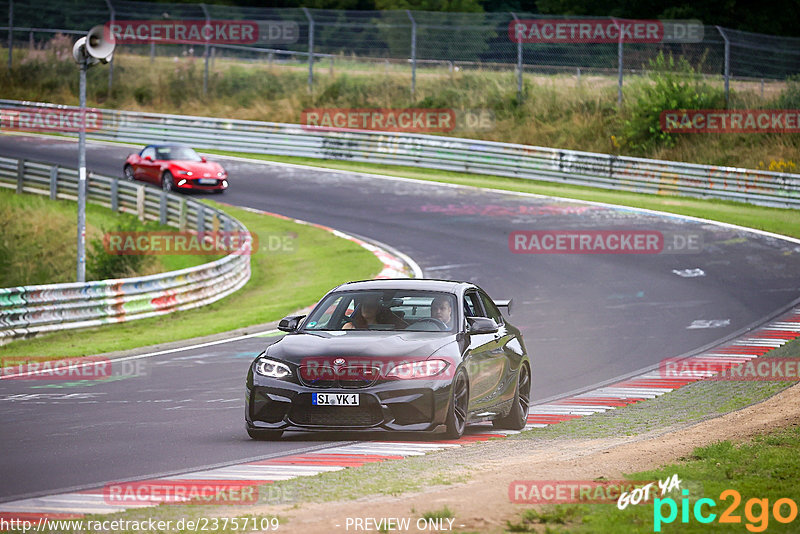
[289, 394, 383, 427]
[298, 365, 380, 389]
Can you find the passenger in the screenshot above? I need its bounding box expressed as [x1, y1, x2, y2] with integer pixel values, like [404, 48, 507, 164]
[343, 294, 405, 329]
[431, 295, 454, 329]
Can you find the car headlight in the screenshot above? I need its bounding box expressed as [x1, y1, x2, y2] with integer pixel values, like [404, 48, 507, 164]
[386, 359, 449, 379]
[176, 170, 192, 176]
[255, 358, 292, 379]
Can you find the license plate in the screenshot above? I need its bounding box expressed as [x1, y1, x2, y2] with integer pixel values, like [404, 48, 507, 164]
[197, 178, 217, 185]
[312, 393, 360, 406]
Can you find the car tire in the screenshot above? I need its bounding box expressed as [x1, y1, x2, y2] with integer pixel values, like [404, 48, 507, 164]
[162, 171, 174, 192]
[246, 425, 283, 440]
[443, 369, 468, 439]
[123, 164, 134, 181]
[492, 363, 530, 431]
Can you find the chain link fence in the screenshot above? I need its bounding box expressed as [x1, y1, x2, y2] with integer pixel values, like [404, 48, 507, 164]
[2, 0, 800, 99]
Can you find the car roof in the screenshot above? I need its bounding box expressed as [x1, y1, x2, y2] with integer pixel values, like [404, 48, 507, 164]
[332, 279, 474, 294]
[145, 143, 192, 149]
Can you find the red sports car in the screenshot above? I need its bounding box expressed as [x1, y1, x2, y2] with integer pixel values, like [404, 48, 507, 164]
[123, 144, 228, 193]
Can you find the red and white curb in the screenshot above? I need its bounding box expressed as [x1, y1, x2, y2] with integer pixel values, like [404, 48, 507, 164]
[526, 307, 800, 427]
[0, 429, 515, 519]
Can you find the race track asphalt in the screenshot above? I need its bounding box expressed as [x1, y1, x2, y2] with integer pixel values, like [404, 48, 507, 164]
[1, 134, 798, 501]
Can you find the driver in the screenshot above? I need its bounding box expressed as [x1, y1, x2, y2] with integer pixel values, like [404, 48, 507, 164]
[343, 294, 406, 330]
[431, 295, 454, 329]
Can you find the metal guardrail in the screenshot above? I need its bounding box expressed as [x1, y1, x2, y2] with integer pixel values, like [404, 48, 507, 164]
[2, 99, 798, 209]
[0, 154, 252, 343]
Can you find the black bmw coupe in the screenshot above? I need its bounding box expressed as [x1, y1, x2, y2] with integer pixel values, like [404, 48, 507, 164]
[245, 279, 530, 439]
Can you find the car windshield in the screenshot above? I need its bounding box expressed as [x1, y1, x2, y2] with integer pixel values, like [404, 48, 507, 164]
[154, 146, 202, 161]
[303, 290, 457, 332]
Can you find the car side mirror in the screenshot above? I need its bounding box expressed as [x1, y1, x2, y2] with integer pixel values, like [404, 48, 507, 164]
[467, 316, 498, 334]
[278, 315, 306, 332]
[201, 156, 207, 163]
[144, 155, 153, 162]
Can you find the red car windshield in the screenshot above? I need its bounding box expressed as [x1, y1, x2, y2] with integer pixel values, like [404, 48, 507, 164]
[154, 146, 202, 162]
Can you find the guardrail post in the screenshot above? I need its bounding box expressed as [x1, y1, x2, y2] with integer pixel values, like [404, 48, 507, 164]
[302, 7, 314, 93]
[49, 165, 58, 200]
[407, 10, 417, 99]
[716, 26, 730, 108]
[179, 197, 187, 230]
[159, 190, 167, 225]
[136, 185, 145, 222]
[15, 159, 24, 194]
[197, 204, 206, 233]
[110, 177, 118, 212]
[223, 216, 231, 234]
[510, 13, 523, 100]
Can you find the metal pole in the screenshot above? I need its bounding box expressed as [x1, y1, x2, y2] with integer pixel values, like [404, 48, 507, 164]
[511, 12, 522, 100]
[8, 0, 13, 70]
[716, 26, 730, 108]
[615, 19, 623, 106]
[407, 10, 416, 98]
[302, 7, 314, 93]
[201, 3, 210, 97]
[105, 0, 115, 95]
[77, 60, 87, 283]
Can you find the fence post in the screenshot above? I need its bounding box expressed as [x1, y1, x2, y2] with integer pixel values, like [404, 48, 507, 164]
[16, 159, 23, 194]
[150, 41, 155, 63]
[179, 197, 187, 230]
[7, 0, 13, 71]
[110, 177, 118, 211]
[302, 7, 315, 93]
[614, 19, 623, 106]
[407, 10, 417, 99]
[136, 185, 145, 222]
[510, 12, 523, 100]
[104, 0, 115, 95]
[197, 203, 206, 233]
[716, 26, 730, 108]
[159, 190, 168, 225]
[49, 165, 58, 200]
[201, 3, 210, 97]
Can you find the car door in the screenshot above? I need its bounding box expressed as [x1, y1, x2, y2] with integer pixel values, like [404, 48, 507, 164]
[136, 146, 158, 183]
[478, 290, 518, 409]
[463, 290, 504, 415]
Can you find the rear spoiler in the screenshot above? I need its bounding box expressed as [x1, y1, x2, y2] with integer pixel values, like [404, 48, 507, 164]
[494, 299, 513, 316]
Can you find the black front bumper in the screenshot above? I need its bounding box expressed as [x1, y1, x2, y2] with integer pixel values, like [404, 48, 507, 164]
[246, 378, 453, 432]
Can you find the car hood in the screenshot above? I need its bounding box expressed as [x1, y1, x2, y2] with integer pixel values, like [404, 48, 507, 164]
[170, 160, 223, 175]
[266, 330, 456, 364]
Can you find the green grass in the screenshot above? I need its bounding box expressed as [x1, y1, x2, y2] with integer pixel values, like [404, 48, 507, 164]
[207, 151, 800, 241]
[0, 199, 382, 357]
[3, 45, 799, 170]
[506, 424, 800, 533]
[0, 188, 210, 286]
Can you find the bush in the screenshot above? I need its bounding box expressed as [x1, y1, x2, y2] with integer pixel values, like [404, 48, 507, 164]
[87, 217, 155, 280]
[620, 52, 725, 153]
[777, 75, 800, 108]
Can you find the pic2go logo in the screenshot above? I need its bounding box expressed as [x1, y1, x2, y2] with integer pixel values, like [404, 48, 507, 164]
[654, 489, 798, 532]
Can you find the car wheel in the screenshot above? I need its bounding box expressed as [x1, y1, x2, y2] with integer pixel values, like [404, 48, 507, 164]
[443, 369, 468, 439]
[123, 165, 134, 181]
[246, 425, 283, 440]
[162, 171, 173, 192]
[492, 363, 530, 431]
